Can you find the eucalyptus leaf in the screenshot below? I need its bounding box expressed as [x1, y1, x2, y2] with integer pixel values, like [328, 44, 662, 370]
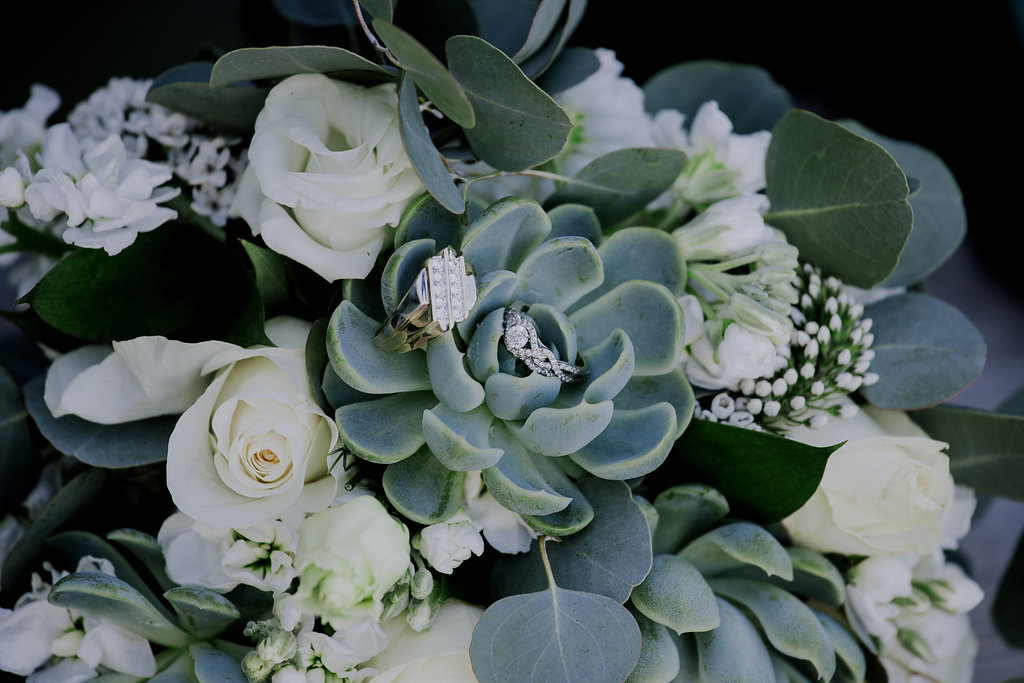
[446, 35, 572, 171]
[24, 375, 177, 468]
[466, 0, 541, 57]
[166, 586, 242, 639]
[536, 46, 601, 95]
[630, 555, 719, 635]
[694, 597, 774, 683]
[545, 148, 687, 227]
[643, 60, 792, 135]
[861, 292, 985, 410]
[382, 446, 468, 524]
[911, 405, 1024, 501]
[49, 572, 191, 647]
[470, 585, 642, 683]
[147, 63, 269, 133]
[666, 419, 838, 522]
[397, 77, 466, 214]
[358, 0, 392, 20]
[272, 0, 358, 26]
[764, 109, 912, 289]
[0, 367, 35, 516]
[513, 0, 566, 63]
[210, 46, 390, 88]
[517, 0, 587, 80]
[190, 643, 246, 683]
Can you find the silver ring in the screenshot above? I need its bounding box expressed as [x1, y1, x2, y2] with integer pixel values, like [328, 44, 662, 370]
[376, 247, 477, 353]
[502, 304, 587, 382]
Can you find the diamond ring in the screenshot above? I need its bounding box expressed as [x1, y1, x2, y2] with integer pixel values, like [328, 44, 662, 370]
[375, 247, 477, 353]
[502, 304, 587, 382]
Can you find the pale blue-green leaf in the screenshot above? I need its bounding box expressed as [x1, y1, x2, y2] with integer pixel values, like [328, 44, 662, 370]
[393, 195, 464, 250]
[482, 427, 572, 515]
[771, 655, 814, 683]
[642, 60, 792, 135]
[470, 585, 641, 683]
[694, 597, 774, 683]
[652, 484, 730, 556]
[517, 0, 587, 80]
[861, 292, 985, 409]
[467, 308, 506, 382]
[512, 237, 604, 311]
[581, 329, 634, 404]
[0, 368, 34, 516]
[512, 0, 565, 63]
[521, 488, 594, 535]
[571, 403, 676, 479]
[397, 76, 466, 214]
[190, 643, 246, 683]
[814, 609, 867, 682]
[426, 333, 485, 412]
[709, 577, 836, 680]
[147, 66, 269, 133]
[536, 47, 601, 96]
[271, 0, 357, 26]
[546, 203, 602, 242]
[569, 280, 683, 375]
[149, 651, 200, 683]
[840, 121, 966, 288]
[210, 46, 389, 88]
[457, 270, 519, 335]
[627, 612, 681, 683]
[322, 362, 373, 409]
[378, 22, 474, 127]
[679, 523, 792, 580]
[49, 572, 190, 647]
[382, 446, 467, 524]
[461, 197, 552, 273]
[484, 370, 561, 420]
[614, 371, 694, 439]
[336, 391, 435, 463]
[545, 149, 687, 227]
[465, 0, 538, 56]
[358, 0, 392, 20]
[509, 399, 613, 456]
[166, 587, 241, 639]
[305, 316, 333, 413]
[494, 478, 651, 601]
[631, 555, 719, 635]
[724, 545, 846, 609]
[446, 35, 572, 171]
[422, 403, 504, 470]
[107, 528, 175, 592]
[380, 238, 437, 314]
[911, 405, 1024, 501]
[24, 376, 176, 468]
[672, 634, 701, 683]
[327, 301, 431, 394]
[764, 109, 912, 289]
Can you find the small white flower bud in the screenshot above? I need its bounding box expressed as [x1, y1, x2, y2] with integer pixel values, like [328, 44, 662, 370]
[800, 362, 815, 378]
[837, 348, 852, 365]
[836, 372, 853, 389]
[711, 393, 735, 419]
[839, 402, 860, 418]
[829, 314, 842, 331]
[796, 330, 810, 346]
[407, 596, 441, 632]
[735, 397, 749, 410]
[801, 293, 813, 308]
[701, 409, 719, 422]
[861, 349, 875, 361]
[862, 333, 874, 347]
[805, 321, 819, 335]
[257, 629, 297, 665]
[826, 276, 841, 290]
[411, 568, 434, 600]
[846, 375, 863, 391]
[739, 378, 756, 395]
[242, 651, 275, 683]
[863, 372, 880, 386]
[817, 326, 831, 344]
[790, 396, 806, 411]
[851, 303, 864, 318]
[811, 381, 825, 396]
[825, 297, 838, 314]
[809, 414, 829, 429]
[808, 281, 820, 297]
[851, 328, 863, 344]
[747, 398, 763, 415]
[772, 378, 788, 396]
[861, 318, 873, 333]
[763, 400, 781, 417]
[0, 167, 26, 208]
[754, 380, 772, 397]
[791, 308, 806, 326]
[728, 411, 755, 427]
[783, 368, 798, 385]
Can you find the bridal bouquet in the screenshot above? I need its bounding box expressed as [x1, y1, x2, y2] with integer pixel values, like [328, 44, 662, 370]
[2, 2, 1022, 681]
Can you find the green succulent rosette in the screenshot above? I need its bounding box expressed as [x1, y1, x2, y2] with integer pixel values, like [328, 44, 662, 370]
[325, 196, 694, 534]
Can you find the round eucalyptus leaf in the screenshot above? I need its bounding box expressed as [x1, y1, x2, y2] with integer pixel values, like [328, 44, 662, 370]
[630, 555, 719, 635]
[336, 391, 436, 463]
[651, 484, 730, 556]
[147, 78, 270, 135]
[626, 612, 681, 683]
[679, 522, 793, 581]
[536, 46, 601, 96]
[862, 292, 985, 410]
[382, 446, 467, 524]
[694, 598, 774, 683]
[165, 587, 242, 640]
[511, 0, 566, 64]
[397, 76, 466, 214]
[210, 45, 390, 88]
[570, 403, 677, 479]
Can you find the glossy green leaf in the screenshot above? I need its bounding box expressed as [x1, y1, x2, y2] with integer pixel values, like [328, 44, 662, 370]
[271, 0, 358, 26]
[694, 598, 774, 683]
[166, 586, 241, 639]
[679, 523, 792, 580]
[571, 403, 677, 479]
[426, 332, 485, 412]
[667, 419, 838, 522]
[24, 376, 177, 468]
[627, 612, 681, 683]
[241, 241, 290, 313]
[107, 528, 175, 592]
[493, 479, 651, 602]
[422, 403, 504, 470]
[148, 66, 269, 133]
[327, 301, 431, 393]
[191, 643, 246, 683]
[764, 109, 912, 289]
[461, 197, 551, 274]
[643, 60, 792, 135]
[709, 577, 836, 680]
[377, 21, 474, 127]
[396, 77, 465, 214]
[210, 46, 389, 88]
[911, 405, 1024, 501]
[336, 391, 435, 463]
[545, 149, 687, 227]
[651, 484, 730, 556]
[631, 555, 719, 635]
[446, 35, 571, 171]
[383, 446, 467, 524]
[0, 368, 35, 516]
[49, 572, 191, 647]
[536, 46, 601, 95]
[861, 292, 985, 410]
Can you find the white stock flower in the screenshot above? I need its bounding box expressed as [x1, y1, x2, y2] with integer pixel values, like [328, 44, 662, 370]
[230, 73, 422, 281]
[673, 195, 771, 262]
[416, 510, 485, 574]
[686, 320, 777, 390]
[0, 83, 59, 166]
[782, 402, 954, 556]
[0, 166, 25, 207]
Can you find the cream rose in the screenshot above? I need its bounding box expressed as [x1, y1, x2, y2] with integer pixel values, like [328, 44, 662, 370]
[782, 402, 954, 555]
[166, 317, 340, 529]
[230, 73, 423, 281]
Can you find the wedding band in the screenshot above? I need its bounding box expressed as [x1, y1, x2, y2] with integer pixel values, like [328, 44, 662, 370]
[376, 247, 478, 353]
[502, 304, 587, 382]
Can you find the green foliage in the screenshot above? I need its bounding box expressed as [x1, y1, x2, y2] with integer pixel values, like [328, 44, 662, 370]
[147, 63, 270, 133]
[209, 46, 391, 88]
[0, 368, 35, 516]
[397, 77, 467, 213]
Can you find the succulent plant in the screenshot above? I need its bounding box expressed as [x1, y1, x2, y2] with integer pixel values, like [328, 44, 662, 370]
[325, 196, 694, 535]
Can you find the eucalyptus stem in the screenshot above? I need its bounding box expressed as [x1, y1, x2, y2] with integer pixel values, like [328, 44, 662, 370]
[539, 536, 559, 589]
[351, 0, 400, 67]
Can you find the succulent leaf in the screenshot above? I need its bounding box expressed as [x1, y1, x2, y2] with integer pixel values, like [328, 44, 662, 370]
[334, 391, 435, 463]
[382, 446, 468, 524]
[652, 484, 731, 555]
[631, 555, 720, 635]
[570, 403, 677, 479]
[426, 333, 486, 412]
[327, 301, 431, 393]
[679, 522, 793, 580]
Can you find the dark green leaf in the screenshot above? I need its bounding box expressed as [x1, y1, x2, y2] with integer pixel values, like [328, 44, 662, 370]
[375, 20, 474, 127]
[397, 75, 466, 213]
[470, 585, 641, 683]
[305, 316, 332, 414]
[210, 46, 391, 88]
[241, 241, 290, 313]
[643, 60, 792, 135]
[272, 0, 358, 25]
[513, 0, 566, 63]
[446, 35, 571, 171]
[840, 121, 966, 288]
[1000, 384, 1024, 417]
[107, 528, 175, 592]
[536, 46, 601, 95]
[764, 109, 912, 289]
[911, 405, 1024, 501]
[1, 211, 70, 259]
[23, 375, 176, 468]
[358, 0, 393, 20]
[994, 526, 1024, 648]
[148, 63, 269, 133]
[667, 419, 839, 522]
[0, 367, 35, 516]
[166, 587, 242, 639]
[861, 292, 985, 410]
[518, 0, 587, 80]
[545, 148, 686, 227]
[466, 0, 540, 57]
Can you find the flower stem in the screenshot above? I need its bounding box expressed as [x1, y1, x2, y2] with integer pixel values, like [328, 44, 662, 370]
[351, 0, 400, 66]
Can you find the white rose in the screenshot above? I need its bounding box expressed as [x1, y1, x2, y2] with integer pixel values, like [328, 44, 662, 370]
[230, 73, 423, 281]
[166, 318, 340, 528]
[416, 510, 485, 574]
[364, 600, 484, 683]
[782, 402, 954, 556]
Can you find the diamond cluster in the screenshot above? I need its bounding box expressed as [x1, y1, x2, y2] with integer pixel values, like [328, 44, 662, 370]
[427, 247, 475, 331]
